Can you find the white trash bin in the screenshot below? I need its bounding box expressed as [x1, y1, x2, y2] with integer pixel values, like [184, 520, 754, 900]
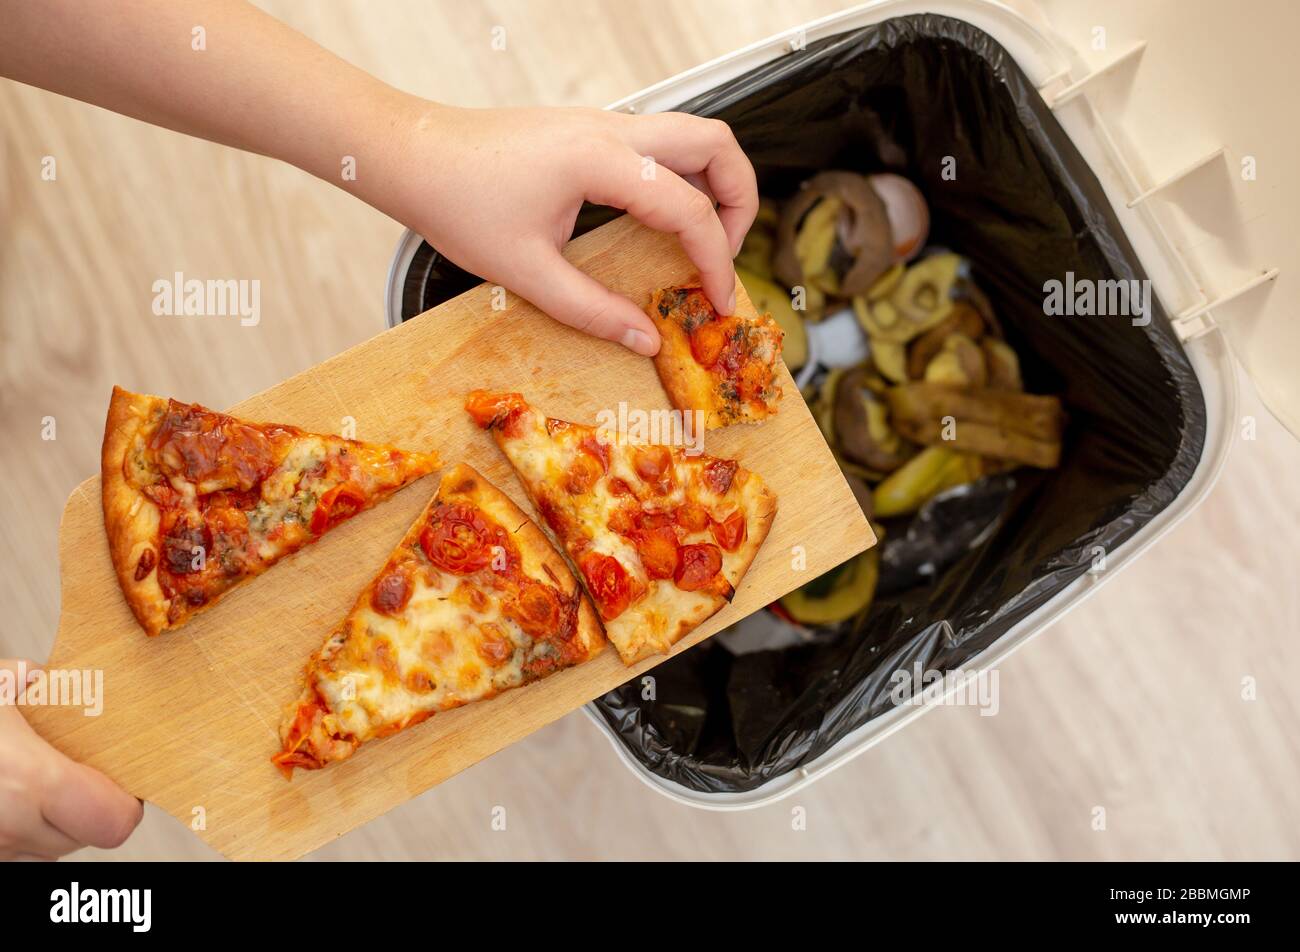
[386, 0, 1296, 810]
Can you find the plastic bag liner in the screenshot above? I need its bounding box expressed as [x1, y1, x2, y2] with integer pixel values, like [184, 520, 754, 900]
[400, 14, 1207, 793]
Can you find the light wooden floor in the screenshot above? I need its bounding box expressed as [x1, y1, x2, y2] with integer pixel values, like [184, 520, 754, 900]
[2, 0, 1297, 861]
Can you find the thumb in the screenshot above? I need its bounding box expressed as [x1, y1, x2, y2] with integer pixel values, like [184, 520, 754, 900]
[43, 756, 144, 850]
[1, 659, 143, 850]
[508, 245, 661, 356]
[0, 657, 41, 723]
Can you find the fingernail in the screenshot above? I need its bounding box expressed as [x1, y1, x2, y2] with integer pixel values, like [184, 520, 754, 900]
[621, 328, 654, 355]
[726, 289, 736, 314]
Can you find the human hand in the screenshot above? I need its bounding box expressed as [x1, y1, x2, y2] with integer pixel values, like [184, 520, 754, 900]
[0, 2, 758, 355]
[0, 660, 142, 860]
[368, 103, 758, 355]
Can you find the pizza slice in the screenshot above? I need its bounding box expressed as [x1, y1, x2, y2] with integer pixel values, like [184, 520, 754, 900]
[465, 391, 778, 664]
[648, 282, 784, 429]
[272, 463, 604, 775]
[102, 386, 439, 636]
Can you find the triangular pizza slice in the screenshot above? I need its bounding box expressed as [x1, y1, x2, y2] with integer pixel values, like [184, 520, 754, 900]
[465, 391, 778, 664]
[648, 282, 784, 429]
[272, 463, 604, 775]
[101, 386, 439, 635]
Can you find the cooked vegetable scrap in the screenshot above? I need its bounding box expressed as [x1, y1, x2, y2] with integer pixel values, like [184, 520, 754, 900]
[886, 383, 1065, 469]
[792, 195, 843, 293]
[780, 548, 880, 626]
[866, 261, 906, 301]
[850, 254, 965, 348]
[906, 301, 985, 379]
[832, 366, 909, 472]
[735, 198, 780, 280]
[869, 337, 909, 384]
[774, 171, 896, 300]
[873, 446, 986, 518]
[892, 252, 960, 323]
[980, 338, 1022, 391]
[923, 333, 987, 387]
[730, 171, 1066, 630]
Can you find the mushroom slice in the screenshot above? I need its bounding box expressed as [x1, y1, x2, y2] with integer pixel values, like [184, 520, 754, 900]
[870, 338, 909, 384]
[893, 252, 961, 324]
[957, 278, 1004, 338]
[924, 334, 987, 387]
[774, 171, 895, 296]
[833, 366, 910, 472]
[981, 338, 1023, 391]
[906, 301, 985, 379]
[866, 262, 906, 301]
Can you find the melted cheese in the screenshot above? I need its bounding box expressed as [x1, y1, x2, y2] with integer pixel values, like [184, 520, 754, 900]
[493, 405, 770, 661]
[314, 564, 540, 741]
[262, 437, 327, 501]
[305, 479, 590, 747]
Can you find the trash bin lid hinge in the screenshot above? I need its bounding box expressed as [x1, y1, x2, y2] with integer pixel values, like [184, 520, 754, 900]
[1170, 268, 1282, 342]
[1037, 37, 1283, 347]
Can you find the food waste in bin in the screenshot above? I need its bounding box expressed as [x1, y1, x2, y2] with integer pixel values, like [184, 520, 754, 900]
[733, 170, 1065, 644]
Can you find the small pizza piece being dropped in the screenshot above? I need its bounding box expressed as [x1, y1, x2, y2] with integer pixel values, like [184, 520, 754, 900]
[273, 463, 605, 775]
[648, 282, 784, 429]
[466, 390, 778, 664]
[101, 386, 440, 636]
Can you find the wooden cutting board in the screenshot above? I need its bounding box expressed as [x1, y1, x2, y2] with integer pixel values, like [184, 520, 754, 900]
[24, 215, 873, 860]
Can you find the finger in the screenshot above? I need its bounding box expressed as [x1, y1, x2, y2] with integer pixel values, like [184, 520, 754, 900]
[0, 657, 40, 723]
[0, 657, 40, 686]
[0, 659, 93, 857]
[42, 757, 143, 850]
[0, 662, 144, 850]
[15, 816, 80, 859]
[683, 172, 715, 204]
[506, 242, 661, 356]
[624, 113, 759, 257]
[589, 153, 736, 315]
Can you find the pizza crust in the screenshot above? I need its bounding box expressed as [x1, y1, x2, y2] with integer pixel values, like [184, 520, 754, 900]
[101, 386, 170, 636]
[608, 592, 722, 665]
[722, 468, 779, 594]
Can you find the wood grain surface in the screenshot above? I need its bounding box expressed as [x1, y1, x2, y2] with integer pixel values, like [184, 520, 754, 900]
[21, 215, 870, 861]
[3, 0, 1298, 861]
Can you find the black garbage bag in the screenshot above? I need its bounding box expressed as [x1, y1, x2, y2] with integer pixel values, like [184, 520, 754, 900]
[401, 14, 1207, 793]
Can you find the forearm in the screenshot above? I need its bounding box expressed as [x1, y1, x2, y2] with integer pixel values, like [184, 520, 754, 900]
[0, 0, 422, 204]
[2, 0, 756, 351]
